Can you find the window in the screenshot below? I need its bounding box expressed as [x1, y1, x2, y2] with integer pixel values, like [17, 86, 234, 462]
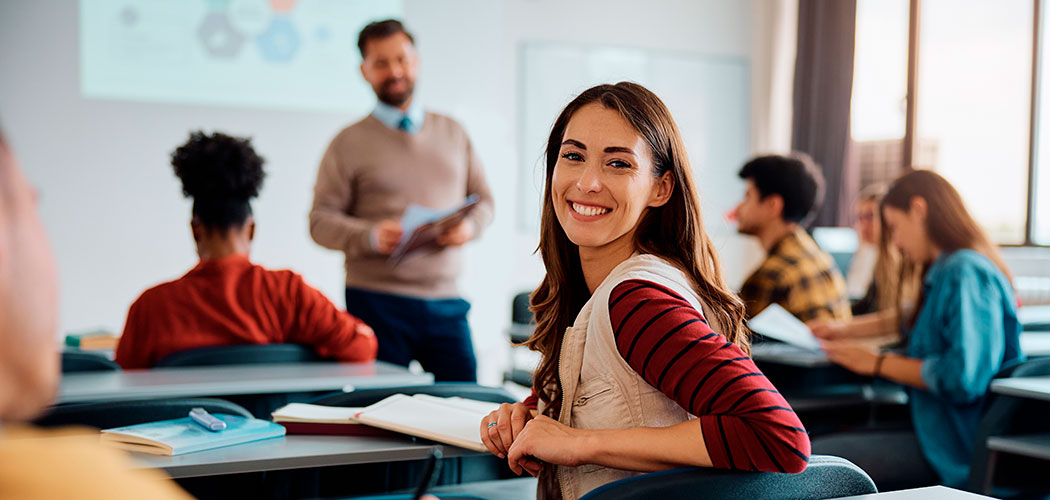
[1034, 0, 1050, 244]
[853, 0, 1045, 246]
[915, 0, 1032, 244]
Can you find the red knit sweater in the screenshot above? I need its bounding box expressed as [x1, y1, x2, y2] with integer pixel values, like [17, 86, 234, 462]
[115, 254, 377, 369]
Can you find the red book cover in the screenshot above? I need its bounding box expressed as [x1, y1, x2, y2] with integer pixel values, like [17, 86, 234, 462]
[277, 421, 401, 438]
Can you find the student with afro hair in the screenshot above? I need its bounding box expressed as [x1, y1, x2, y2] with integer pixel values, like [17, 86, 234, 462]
[115, 131, 377, 369]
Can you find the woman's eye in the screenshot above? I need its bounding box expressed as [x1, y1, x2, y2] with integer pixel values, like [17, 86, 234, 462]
[560, 152, 583, 161]
[608, 160, 632, 169]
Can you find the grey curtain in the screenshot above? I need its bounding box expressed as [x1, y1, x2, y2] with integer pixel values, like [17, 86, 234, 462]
[792, 0, 859, 227]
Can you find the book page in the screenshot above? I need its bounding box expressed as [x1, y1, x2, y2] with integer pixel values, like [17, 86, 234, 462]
[747, 303, 822, 350]
[355, 394, 499, 452]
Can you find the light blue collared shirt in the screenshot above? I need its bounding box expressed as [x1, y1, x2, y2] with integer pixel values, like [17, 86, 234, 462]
[906, 249, 1024, 487]
[372, 100, 425, 134]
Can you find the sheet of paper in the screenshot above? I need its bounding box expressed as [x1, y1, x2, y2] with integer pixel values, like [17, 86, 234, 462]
[388, 195, 480, 265]
[747, 303, 822, 350]
[397, 195, 480, 244]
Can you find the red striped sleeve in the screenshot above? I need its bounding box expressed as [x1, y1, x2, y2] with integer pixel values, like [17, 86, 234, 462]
[609, 279, 810, 473]
[523, 387, 539, 410]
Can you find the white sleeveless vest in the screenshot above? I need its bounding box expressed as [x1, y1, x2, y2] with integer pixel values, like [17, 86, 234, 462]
[539, 254, 724, 500]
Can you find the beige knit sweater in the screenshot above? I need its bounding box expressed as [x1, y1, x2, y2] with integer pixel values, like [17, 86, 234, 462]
[309, 112, 494, 298]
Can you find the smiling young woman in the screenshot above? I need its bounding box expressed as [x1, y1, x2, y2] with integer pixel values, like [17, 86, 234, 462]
[478, 83, 811, 500]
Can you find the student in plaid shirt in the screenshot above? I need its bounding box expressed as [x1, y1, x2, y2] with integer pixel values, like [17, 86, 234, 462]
[732, 154, 851, 322]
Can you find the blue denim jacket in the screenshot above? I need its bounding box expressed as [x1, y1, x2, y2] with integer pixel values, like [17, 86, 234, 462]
[906, 249, 1024, 487]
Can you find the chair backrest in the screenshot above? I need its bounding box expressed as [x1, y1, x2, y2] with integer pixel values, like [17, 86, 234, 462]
[34, 397, 252, 429]
[508, 291, 534, 345]
[967, 356, 1050, 492]
[154, 343, 323, 368]
[61, 351, 121, 373]
[578, 455, 876, 500]
[512, 292, 533, 326]
[311, 383, 519, 408]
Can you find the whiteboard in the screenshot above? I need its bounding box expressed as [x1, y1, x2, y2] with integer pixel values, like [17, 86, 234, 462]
[79, 0, 402, 112]
[517, 42, 751, 232]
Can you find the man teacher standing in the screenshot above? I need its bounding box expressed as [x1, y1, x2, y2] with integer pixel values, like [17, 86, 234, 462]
[309, 19, 493, 382]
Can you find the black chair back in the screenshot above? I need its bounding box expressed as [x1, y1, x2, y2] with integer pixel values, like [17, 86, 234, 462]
[154, 343, 323, 368]
[61, 351, 121, 373]
[311, 383, 518, 408]
[967, 356, 1050, 493]
[578, 455, 875, 500]
[512, 291, 533, 326]
[34, 397, 252, 429]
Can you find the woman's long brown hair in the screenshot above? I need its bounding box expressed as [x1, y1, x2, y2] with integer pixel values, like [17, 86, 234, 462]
[880, 169, 1012, 328]
[525, 82, 748, 417]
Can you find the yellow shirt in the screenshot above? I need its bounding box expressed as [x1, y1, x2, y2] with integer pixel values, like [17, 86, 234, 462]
[739, 227, 852, 322]
[0, 425, 192, 500]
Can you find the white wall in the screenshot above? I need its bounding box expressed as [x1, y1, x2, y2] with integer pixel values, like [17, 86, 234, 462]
[0, 0, 781, 385]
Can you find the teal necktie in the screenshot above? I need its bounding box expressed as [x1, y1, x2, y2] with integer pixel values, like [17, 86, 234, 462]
[397, 116, 412, 132]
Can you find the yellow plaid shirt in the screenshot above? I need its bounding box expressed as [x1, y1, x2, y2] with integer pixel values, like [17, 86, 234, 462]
[740, 227, 852, 322]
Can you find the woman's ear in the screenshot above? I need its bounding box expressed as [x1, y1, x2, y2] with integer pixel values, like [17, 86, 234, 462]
[909, 196, 928, 221]
[649, 171, 675, 207]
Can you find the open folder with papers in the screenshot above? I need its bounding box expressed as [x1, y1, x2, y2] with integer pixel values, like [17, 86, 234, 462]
[389, 195, 480, 266]
[747, 303, 823, 350]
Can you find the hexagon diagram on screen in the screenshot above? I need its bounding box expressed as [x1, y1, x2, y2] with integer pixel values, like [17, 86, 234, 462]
[257, 17, 300, 62]
[197, 11, 246, 59]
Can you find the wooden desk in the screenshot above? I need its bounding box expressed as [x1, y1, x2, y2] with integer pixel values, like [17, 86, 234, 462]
[1019, 304, 1050, 330]
[832, 485, 995, 499]
[57, 362, 433, 404]
[130, 435, 476, 479]
[989, 376, 1050, 402]
[1021, 331, 1050, 357]
[987, 432, 1050, 461]
[750, 342, 831, 368]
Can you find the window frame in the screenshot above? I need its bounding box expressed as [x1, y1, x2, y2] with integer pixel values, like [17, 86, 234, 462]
[900, 0, 1046, 247]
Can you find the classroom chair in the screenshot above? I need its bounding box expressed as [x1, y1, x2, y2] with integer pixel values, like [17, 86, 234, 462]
[351, 455, 875, 500]
[968, 357, 1050, 495]
[503, 291, 535, 388]
[33, 397, 251, 429]
[577, 455, 876, 500]
[61, 350, 121, 372]
[154, 343, 324, 367]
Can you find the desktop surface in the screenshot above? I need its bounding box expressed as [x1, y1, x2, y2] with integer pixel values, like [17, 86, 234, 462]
[57, 361, 433, 404]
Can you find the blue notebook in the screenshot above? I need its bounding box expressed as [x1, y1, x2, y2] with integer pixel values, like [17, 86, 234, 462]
[100, 414, 286, 455]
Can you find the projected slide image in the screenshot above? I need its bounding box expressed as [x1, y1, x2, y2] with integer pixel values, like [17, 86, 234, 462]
[80, 0, 403, 112]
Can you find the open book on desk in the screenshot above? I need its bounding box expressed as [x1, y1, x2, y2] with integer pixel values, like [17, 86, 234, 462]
[389, 195, 480, 266]
[271, 403, 398, 437]
[354, 394, 500, 452]
[100, 415, 285, 456]
[747, 303, 822, 351]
